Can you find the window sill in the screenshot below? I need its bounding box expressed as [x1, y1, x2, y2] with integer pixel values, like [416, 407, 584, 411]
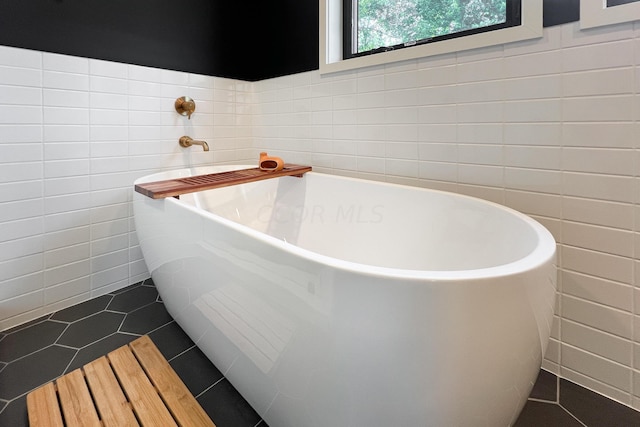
[580, 0, 640, 29]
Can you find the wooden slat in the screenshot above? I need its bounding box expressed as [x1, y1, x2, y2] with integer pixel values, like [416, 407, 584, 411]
[134, 164, 312, 199]
[84, 355, 140, 427]
[130, 335, 216, 427]
[26, 382, 64, 427]
[56, 368, 102, 427]
[108, 345, 178, 427]
[27, 336, 217, 427]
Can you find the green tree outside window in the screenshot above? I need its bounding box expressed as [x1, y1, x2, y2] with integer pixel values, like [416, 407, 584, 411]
[356, 0, 507, 53]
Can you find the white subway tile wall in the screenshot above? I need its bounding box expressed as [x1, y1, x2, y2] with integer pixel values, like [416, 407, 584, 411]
[2, 18, 640, 411]
[0, 46, 252, 331]
[250, 21, 640, 410]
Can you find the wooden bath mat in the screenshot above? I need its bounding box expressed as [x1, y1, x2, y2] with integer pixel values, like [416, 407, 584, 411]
[26, 335, 215, 427]
[135, 164, 312, 199]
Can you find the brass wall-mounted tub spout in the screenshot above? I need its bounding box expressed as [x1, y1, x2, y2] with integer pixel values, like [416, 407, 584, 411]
[179, 136, 209, 151]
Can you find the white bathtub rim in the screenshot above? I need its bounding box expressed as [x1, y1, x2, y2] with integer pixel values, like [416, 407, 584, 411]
[168, 195, 554, 281]
[136, 165, 556, 282]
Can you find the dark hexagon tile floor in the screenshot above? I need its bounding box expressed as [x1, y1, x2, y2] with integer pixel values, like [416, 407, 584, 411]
[0, 395, 28, 427]
[198, 379, 263, 427]
[0, 279, 266, 427]
[1, 278, 639, 427]
[107, 284, 158, 313]
[65, 332, 139, 373]
[0, 345, 76, 400]
[148, 321, 196, 360]
[120, 301, 173, 335]
[170, 345, 224, 396]
[57, 311, 125, 348]
[50, 295, 112, 323]
[0, 320, 67, 362]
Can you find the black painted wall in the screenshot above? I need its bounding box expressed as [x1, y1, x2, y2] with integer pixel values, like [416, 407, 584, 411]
[0, 0, 319, 81]
[0, 0, 576, 82]
[211, 1, 319, 81]
[0, 0, 218, 75]
[543, 0, 580, 27]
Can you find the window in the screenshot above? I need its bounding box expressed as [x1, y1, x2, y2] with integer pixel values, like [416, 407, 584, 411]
[320, 0, 542, 74]
[344, 0, 521, 59]
[581, 0, 640, 29]
[607, 0, 640, 6]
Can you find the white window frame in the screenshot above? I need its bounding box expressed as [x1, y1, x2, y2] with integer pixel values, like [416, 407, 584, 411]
[580, 0, 640, 29]
[319, 0, 543, 75]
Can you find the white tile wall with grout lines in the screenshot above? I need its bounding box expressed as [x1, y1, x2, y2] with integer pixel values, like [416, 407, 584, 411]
[251, 22, 640, 410]
[0, 48, 253, 331]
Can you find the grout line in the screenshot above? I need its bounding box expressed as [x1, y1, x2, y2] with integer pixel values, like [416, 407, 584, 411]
[115, 311, 127, 333]
[61, 346, 80, 374]
[194, 376, 225, 399]
[166, 344, 197, 363]
[528, 397, 559, 404]
[143, 319, 175, 337]
[558, 403, 589, 427]
[55, 342, 80, 351]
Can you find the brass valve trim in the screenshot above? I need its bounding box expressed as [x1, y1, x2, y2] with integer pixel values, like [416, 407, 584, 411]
[175, 96, 196, 119]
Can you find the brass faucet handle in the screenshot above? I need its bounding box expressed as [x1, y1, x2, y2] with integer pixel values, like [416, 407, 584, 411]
[175, 96, 196, 119]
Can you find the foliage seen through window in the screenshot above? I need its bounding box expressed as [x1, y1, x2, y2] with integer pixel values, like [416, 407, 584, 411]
[350, 0, 516, 56]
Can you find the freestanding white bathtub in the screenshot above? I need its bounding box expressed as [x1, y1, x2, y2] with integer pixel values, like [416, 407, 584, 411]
[133, 165, 557, 427]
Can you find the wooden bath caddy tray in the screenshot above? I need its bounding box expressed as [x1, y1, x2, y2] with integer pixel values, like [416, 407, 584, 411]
[135, 164, 312, 199]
